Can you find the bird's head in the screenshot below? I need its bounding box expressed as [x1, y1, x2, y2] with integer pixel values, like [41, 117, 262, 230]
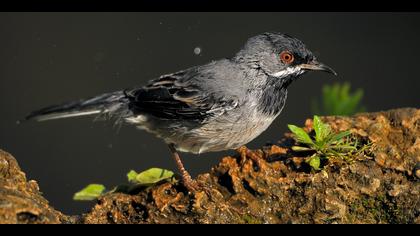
[234, 32, 337, 80]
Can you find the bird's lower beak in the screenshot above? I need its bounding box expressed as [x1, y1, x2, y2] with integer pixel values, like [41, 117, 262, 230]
[299, 62, 338, 76]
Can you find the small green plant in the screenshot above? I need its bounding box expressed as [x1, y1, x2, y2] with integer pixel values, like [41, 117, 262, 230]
[73, 168, 175, 201]
[73, 184, 106, 201]
[311, 82, 366, 116]
[127, 168, 174, 185]
[288, 115, 366, 170]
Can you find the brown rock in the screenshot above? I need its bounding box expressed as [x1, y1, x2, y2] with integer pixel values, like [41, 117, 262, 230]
[0, 150, 70, 224]
[1, 108, 419, 224]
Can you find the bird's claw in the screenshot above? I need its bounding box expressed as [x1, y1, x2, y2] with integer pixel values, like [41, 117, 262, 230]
[183, 178, 199, 193]
[181, 177, 213, 196]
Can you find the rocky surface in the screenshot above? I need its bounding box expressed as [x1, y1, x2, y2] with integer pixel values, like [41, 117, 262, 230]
[0, 150, 71, 224]
[1, 108, 419, 224]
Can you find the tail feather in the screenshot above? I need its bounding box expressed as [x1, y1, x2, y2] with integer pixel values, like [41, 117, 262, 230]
[25, 91, 127, 122]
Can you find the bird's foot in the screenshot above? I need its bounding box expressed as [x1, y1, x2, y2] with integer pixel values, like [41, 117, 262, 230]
[181, 173, 199, 193]
[180, 174, 213, 197]
[168, 143, 211, 195]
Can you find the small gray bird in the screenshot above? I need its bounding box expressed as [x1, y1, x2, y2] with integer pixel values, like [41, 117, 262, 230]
[26, 32, 337, 192]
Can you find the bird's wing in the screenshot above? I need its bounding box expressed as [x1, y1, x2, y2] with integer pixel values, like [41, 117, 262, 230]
[125, 69, 239, 122]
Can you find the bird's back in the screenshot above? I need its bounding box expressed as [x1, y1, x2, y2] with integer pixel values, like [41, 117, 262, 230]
[125, 59, 287, 154]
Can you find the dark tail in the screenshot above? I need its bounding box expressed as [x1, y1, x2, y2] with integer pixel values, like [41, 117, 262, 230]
[25, 91, 128, 122]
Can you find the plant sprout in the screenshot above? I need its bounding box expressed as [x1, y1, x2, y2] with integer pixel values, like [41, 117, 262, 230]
[311, 82, 366, 116]
[288, 115, 364, 170]
[73, 168, 175, 201]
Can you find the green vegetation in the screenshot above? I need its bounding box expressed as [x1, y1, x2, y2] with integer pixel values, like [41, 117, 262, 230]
[73, 184, 106, 201]
[311, 82, 366, 116]
[127, 168, 174, 185]
[288, 115, 369, 170]
[73, 168, 175, 201]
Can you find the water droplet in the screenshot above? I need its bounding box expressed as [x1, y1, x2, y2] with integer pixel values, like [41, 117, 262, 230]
[194, 47, 201, 55]
[16, 120, 21, 125]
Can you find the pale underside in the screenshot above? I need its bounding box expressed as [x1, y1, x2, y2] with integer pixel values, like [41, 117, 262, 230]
[125, 100, 284, 154]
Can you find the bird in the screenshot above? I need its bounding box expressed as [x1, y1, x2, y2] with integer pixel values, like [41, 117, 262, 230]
[25, 32, 337, 192]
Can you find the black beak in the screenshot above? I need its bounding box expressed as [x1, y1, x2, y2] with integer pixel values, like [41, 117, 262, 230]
[300, 61, 338, 76]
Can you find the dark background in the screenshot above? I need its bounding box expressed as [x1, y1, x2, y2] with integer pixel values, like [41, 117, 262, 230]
[0, 12, 419, 215]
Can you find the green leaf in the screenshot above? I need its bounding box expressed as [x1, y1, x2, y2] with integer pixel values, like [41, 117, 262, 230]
[134, 168, 174, 185]
[332, 145, 357, 150]
[312, 82, 366, 116]
[322, 84, 334, 115]
[287, 124, 314, 145]
[127, 170, 138, 182]
[339, 82, 351, 102]
[346, 89, 364, 115]
[310, 99, 321, 116]
[308, 156, 321, 170]
[330, 83, 341, 115]
[328, 130, 352, 144]
[312, 82, 364, 115]
[291, 146, 313, 152]
[313, 115, 331, 143]
[73, 184, 105, 201]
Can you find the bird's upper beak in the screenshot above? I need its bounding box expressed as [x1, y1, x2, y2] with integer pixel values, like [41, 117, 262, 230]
[299, 60, 338, 76]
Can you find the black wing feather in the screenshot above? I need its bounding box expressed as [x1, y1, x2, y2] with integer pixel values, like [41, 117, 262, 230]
[125, 71, 216, 121]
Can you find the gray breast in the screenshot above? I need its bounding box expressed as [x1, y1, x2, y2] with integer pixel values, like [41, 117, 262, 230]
[168, 94, 287, 154]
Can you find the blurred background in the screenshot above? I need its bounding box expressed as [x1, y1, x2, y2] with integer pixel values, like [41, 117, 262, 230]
[0, 12, 419, 215]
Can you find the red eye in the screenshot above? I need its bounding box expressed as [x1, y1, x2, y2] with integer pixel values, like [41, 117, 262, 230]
[280, 51, 294, 64]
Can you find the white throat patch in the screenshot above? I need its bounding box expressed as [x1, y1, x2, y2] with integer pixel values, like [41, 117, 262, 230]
[271, 66, 304, 78]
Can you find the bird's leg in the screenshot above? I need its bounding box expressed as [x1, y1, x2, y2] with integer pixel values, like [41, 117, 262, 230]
[168, 144, 198, 192]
